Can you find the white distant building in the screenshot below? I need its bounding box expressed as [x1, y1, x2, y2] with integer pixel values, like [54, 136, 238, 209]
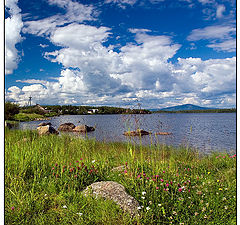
[88, 109, 99, 114]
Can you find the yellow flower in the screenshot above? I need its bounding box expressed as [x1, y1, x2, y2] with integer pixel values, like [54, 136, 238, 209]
[208, 172, 211, 175]
[219, 188, 223, 191]
[217, 180, 220, 182]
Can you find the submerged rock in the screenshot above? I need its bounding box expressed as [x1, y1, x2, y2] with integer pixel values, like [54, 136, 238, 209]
[58, 123, 76, 131]
[37, 125, 59, 135]
[83, 181, 139, 217]
[155, 132, 172, 135]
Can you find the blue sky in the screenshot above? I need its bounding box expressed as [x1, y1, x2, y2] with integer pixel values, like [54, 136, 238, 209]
[5, 0, 236, 108]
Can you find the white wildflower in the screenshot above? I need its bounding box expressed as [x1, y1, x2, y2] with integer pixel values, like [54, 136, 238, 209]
[76, 213, 83, 216]
[62, 205, 67, 209]
[142, 191, 146, 195]
[146, 207, 150, 211]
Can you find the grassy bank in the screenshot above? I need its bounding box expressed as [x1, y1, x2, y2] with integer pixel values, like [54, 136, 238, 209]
[5, 129, 236, 224]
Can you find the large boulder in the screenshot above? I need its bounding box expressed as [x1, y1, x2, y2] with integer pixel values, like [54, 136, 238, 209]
[37, 125, 59, 135]
[83, 181, 139, 217]
[73, 125, 95, 133]
[124, 129, 150, 136]
[38, 122, 52, 127]
[58, 123, 76, 131]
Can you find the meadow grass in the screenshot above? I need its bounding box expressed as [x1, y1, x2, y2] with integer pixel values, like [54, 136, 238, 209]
[5, 129, 236, 224]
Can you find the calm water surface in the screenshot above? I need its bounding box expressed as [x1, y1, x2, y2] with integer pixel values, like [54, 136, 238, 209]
[19, 113, 236, 154]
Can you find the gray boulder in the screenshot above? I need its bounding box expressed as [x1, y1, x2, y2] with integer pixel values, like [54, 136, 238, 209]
[37, 125, 59, 135]
[58, 123, 76, 131]
[83, 181, 139, 217]
[38, 122, 52, 127]
[73, 125, 95, 133]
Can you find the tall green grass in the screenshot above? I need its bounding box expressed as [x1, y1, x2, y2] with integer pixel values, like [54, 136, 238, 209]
[5, 129, 236, 224]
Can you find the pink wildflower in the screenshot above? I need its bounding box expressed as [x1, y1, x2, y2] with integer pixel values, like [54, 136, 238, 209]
[161, 179, 164, 182]
[146, 177, 149, 180]
[163, 171, 165, 173]
[156, 186, 159, 190]
[11, 206, 15, 211]
[166, 183, 169, 187]
[178, 188, 182, 192]
[124, 170, 127, 173]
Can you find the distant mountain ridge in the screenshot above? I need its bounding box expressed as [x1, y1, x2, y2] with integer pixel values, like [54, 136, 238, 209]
[155, 104, 213, 111]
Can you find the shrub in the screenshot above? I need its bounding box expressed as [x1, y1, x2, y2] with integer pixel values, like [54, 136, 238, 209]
[5, 102, 20, 120]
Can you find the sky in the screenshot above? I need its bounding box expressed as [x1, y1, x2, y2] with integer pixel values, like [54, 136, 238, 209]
[5, 0, 236, 109]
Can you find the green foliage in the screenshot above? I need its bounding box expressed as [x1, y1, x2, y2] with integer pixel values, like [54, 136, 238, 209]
[5, 101, 20, 120]
[5, 129, 236, 224]
[14, 113, 44, 121]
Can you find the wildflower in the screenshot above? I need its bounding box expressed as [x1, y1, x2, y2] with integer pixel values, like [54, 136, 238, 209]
[146, 207, 150, 211]
[207, 172, 210, 175]
[195, 212, 199, 216]
[202, 207, 206, 212]
[44, 194, 47, 197]
[170, 181, 173, 185]
[76, 212, 83, 216]
[80, 158, 83, 160]
[152, 178, 156, 182]
[217, 180, 220, 182]
[166, 183, 169, 187]
[124, 170, 127, 174]
[146, 177, 149, 180]
[224, 206, 228, 210]
[11, 206, 15, 211]
[219, 188, 223, 191]
[149, 201, 152, 205]
[76, 161, 79, 163]
[156, 186, 159, 190]
[172, 211, 177, 215]
[137, 175, 141, 179]
[163, 171, 165, 173]
[180, 223, 184, 225]
[55, 163, 58, 166]
[160, 179, 164, 182]
[137, 206, 142, 210]
[52, 167, 55, 170]
[92, 160, 96, 163]
[141, 196, 145, 199]
[163, 188, 168, 191]
[222, 197, 226, 201]
[158, 204, 162, 206]
[62, 205, 67, 209]
[156, 175, 159, 178]
[178, 188, 182, 192]
[204, 215, 208, 219]
[142, 191, 146, 195]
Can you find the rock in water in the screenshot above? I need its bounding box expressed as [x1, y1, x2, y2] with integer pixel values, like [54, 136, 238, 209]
[73, 125, 95, 132]
[83, 181, 139, 217]
[124, 129, 150, 136]
[58, 123, 76, 131]
[37, 125, 59, 135]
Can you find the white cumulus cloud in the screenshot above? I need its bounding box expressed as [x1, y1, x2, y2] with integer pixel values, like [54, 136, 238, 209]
[5, 0, 23, 74]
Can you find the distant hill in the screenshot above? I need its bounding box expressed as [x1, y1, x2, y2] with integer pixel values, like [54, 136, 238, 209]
[158, 104, 213, 111]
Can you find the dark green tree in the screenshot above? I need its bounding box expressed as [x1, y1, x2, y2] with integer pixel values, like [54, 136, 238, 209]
[5, 102, 20, 120]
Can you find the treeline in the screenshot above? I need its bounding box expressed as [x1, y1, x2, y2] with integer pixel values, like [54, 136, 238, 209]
[154, 108, 236, 113]
[27, 105, 151, 115]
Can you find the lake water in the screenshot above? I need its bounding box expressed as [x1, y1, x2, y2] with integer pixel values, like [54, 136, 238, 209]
[19, 113, 236, 154]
